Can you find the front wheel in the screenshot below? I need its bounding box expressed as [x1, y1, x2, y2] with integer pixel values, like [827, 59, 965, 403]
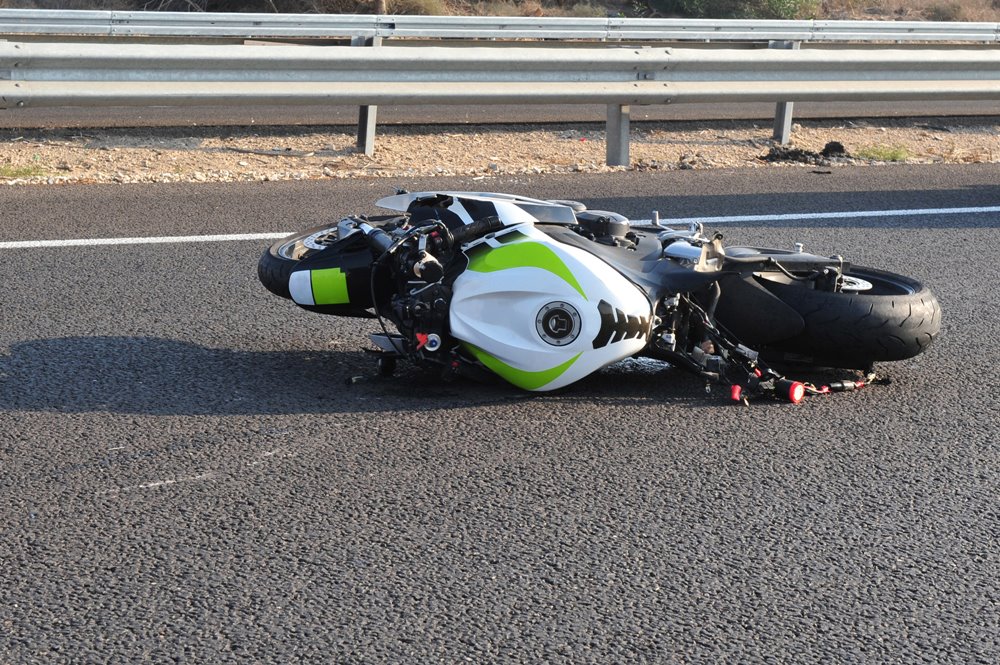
[258, 224, 341, 299]
[754, 266, 942, 369]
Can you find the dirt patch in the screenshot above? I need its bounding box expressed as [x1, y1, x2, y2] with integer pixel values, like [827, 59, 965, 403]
[1, 116, 997, 185]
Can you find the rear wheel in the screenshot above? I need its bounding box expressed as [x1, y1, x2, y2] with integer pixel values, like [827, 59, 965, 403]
[755, 266, 941, 369]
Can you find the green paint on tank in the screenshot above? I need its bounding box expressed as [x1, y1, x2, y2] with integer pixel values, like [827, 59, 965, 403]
[466, 241, 586, 300]
[466, 345, 582, 391]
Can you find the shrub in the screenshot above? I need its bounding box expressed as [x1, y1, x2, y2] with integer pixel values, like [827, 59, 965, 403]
[924, 2, 964, 21]
[568, 1, 608, 16]
[649, 0, 816, 19]
[386, 0, 448, 13]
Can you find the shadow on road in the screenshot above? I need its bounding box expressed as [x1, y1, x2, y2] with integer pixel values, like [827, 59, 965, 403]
[0, 336, 711, 416]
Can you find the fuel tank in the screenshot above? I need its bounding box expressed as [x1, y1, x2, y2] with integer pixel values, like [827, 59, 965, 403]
[450, 224, 652, 391]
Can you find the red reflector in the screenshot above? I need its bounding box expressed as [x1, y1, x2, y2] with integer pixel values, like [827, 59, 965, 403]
[415, 333, 429, 349]
[775, 379, 806, 403]
[730, 385, 743, 401]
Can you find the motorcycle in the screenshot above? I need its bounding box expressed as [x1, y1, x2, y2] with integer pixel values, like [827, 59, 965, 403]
[258, 191, 941, 403]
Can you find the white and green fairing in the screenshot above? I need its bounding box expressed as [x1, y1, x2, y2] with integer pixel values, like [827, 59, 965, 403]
[450, 203, 652, 391]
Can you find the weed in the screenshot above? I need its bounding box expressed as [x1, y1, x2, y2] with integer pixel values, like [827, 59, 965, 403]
[0, 165, 48, 178]
[854, 145, 910, 162]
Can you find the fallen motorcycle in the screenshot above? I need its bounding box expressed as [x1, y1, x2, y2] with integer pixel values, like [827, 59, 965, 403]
[258, 191, 941, 403]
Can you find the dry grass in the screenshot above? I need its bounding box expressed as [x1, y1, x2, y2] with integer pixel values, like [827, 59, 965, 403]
[820, 0, 1000, 21]
[459, 0, 613, 16]
[6, 0, 1000, 18]
[387, 0, 450, 13]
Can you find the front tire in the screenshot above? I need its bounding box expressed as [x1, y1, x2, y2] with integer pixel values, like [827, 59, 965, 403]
[258, 224, 340, 299]
[756, 266, 942, 368]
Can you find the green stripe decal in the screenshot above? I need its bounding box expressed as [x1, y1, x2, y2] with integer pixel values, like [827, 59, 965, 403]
[466, 345, 581, 391]
[310, 268, 350, 305]
[466, 241, 586, 300]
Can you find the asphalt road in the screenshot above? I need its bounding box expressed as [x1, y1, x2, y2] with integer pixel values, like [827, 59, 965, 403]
[5, 100, 1000, 129]
[2, 165, 998, 662]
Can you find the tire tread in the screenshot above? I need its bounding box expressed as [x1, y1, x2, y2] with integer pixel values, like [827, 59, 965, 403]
[760, 266, 942, 368]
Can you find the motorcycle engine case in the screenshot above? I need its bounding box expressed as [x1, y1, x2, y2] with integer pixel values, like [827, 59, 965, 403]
[450, 224, 652, 391]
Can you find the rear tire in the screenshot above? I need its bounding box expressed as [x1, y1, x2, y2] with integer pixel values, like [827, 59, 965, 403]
[756, 266, 941, 368]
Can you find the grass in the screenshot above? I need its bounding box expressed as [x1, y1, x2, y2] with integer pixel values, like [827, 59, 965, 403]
[853, 145, 911, 162]
[0, 165, 48, 178]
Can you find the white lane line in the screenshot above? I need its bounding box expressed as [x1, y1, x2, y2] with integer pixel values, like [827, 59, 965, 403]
[3, 204, 999, 249]
[647, 205, 1000, 225]
[0, 232, 290, 250]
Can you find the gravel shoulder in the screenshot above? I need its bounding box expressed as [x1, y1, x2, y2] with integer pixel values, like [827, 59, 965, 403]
[2, 115, 998, 185]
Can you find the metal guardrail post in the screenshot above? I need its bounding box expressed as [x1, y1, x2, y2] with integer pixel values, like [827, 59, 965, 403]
[351, 35, 381, 156]
[607, 104, 630, 166]
[770, 40, 800, 145]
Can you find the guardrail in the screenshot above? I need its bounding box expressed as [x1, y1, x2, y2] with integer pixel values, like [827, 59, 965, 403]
[3, 9, 1000, 43]
[3, 40, 999, 166]
[6, 10, 1000, 160]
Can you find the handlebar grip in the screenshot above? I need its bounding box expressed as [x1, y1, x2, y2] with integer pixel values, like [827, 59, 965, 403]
[450, 216, 506, 246]
[358, 222, 394, 255]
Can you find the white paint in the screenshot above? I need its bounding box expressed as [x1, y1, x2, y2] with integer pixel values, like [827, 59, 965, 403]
[0, 232, 289, 250]
[100, 471, 218, 495]
[639, 205, 1000, 226]
[288, 270, 314, 306]
[3, 203, 998, 250]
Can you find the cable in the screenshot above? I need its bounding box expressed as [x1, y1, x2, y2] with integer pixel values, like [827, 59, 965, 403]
[369, 252, 399, 354]
[766, 258, 826, 283]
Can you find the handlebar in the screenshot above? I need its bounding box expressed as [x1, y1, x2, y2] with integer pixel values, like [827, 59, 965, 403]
[450, 216, 506, 246]
[351, 214, 510, 289]
[358, 222, 395, 256]
[360, 215, 505, 258]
